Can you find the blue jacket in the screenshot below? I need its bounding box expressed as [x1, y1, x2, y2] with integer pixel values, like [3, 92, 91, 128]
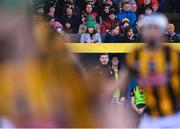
[117, 10, 137, 26]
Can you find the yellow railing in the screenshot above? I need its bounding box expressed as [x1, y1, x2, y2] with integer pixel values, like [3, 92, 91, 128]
[66, 43, 180, 53]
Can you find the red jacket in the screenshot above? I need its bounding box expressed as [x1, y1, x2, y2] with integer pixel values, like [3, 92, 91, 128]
[101, 18, 121, 34]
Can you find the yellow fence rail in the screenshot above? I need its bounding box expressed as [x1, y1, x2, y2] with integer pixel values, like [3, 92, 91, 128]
[66, 43, 180, 53]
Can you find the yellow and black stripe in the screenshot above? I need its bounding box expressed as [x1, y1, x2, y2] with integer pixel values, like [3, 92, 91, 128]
[126, 46, 180, 117]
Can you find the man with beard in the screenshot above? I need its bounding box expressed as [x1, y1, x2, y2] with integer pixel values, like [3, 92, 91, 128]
[95, 53, 113, 79]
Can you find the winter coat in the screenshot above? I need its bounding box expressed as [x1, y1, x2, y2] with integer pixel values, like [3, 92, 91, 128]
[117, 10, 137, 26]
[80, 33, 102, 43]
[104, 33, 122, 43]
[101, 18, 121, 34]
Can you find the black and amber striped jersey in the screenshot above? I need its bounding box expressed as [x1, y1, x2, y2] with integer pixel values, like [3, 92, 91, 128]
[126, 46, 180, 117]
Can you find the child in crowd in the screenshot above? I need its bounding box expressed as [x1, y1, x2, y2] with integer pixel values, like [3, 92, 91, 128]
[165, 23, 180, 43]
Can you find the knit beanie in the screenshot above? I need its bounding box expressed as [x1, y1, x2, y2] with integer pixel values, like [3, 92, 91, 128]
[87, 15, 96, 28]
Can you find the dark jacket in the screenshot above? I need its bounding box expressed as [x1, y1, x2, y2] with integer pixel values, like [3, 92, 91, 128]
[165, 33, 180, 43]
[104, 33, 122, 43]
[121, 34, 139, 43]
[95, 64, 113, 79]
[59, 14, 80, 33]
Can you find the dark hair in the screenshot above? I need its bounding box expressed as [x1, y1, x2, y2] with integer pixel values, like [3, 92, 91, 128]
[124, 26, 133, 37]
[110, 25, 119, 32]
[110, 54, 119, 61]
[86, 27, 97, 35]
[110, 54, 121, 68]
[123, 1, 131, 6]
[99, 53, 109, 58]
[86, 3, 94, 9]
[144, 5, 153, 11]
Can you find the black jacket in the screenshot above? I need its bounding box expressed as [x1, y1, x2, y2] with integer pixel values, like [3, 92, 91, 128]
[95, 64, 113, 79]
[104, 33, 122, 43]
[121, 34, 139, 43]
[166, 34, 180, 43]
[59, 14, 80, 33]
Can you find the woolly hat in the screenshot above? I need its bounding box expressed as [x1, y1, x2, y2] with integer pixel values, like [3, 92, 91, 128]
[87, 21, 96, 28]
[122, 18, 130, 23]
[87, 15, 96, 28]
[53, 21, 63, 30]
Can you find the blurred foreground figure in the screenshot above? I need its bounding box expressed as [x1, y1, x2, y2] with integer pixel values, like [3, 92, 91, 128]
[120, 14, 180, 128]
[0, 0, 135, 127]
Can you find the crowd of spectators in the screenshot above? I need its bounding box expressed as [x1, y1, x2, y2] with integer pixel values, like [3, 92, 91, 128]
[32, 0, 180, 43]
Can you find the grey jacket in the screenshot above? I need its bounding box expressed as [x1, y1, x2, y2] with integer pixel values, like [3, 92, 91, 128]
[80, 33, 102, 43]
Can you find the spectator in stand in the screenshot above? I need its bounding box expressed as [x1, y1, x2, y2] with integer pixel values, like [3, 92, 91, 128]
[117, 1, 137, 28]
[80, 16, 102, 43]
[101, 4, 111, 20]
[47, 4, 56, 19]
[51, 20, 69, 39]
[131, 2, 138, 13]
[101, 10, 121, 34]
[165, 24, 180, 43]
[94, 53, 113, 79]
[85, 0, 103, 16]
[143, 5, 153, 16]
[121, 18, 130, 33]
[78, 14, 100, 34]
[152, 2, 159, 12]
[85, 3, 100, 23]
[136, 0, 158, 8]
[63, 20, 74, 34]
[60, 5, 80, 33]
[122, 26, 139, 42]
[137, 0, 156, 15]
[119, 0, 131, 12]
[63, 0, 80, 15]
[53, 0, 64, 19]
[104, 25, 122, 43]
[110, 55, 125, 104]
[103, 0, 119, 14]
